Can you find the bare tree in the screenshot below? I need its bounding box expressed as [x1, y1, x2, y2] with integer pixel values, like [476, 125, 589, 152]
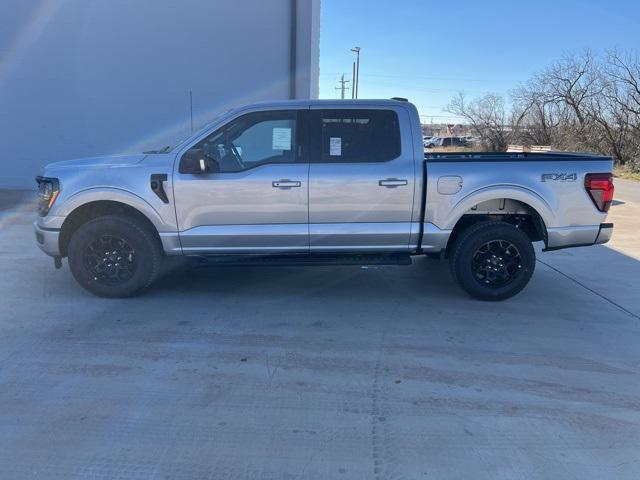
[600, 50, 640, 168]
[607, 49, 640, 120]
[541, 51, 600, 123]
[511, 81, 559, 146]
[447, 92, 518, 151]
[453, 48, 640, 171]
[566, 50, 640, 168]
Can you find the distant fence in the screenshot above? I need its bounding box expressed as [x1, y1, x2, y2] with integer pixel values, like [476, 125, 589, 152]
[507, 145, 552, 153]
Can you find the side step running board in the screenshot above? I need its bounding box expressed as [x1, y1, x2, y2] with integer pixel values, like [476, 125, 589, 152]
[187, 253, 413, 267]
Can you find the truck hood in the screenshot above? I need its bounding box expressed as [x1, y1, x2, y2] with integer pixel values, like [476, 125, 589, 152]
[45, 154, 147, 170]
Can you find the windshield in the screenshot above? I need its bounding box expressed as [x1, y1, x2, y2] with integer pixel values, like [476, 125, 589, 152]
[143, 110, 233, 154]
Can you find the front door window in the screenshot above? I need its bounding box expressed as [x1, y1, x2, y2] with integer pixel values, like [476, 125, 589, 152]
[188, 111, 299, 173]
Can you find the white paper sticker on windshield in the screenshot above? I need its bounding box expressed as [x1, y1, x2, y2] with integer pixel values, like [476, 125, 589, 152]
[272, 128, 292, 150]
[330, 137, 342, 156]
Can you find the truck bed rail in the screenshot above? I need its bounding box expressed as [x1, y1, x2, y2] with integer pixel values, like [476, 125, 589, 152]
[425, 152, 611, 162]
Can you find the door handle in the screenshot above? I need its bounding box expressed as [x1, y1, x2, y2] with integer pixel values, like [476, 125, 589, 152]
[379, 178, 408, 188]
[272, 179, 302, 189]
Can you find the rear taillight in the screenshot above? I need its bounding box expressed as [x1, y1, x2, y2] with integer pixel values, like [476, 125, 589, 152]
[584, 173, 614, 212]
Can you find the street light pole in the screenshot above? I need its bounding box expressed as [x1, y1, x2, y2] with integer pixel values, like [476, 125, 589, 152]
[351, 61, 356, 99]
[351, 47, 361, 99]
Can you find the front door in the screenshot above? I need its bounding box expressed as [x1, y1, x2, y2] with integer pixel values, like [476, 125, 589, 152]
[308, 106, 416, 252]
[173, 109, 309, 254]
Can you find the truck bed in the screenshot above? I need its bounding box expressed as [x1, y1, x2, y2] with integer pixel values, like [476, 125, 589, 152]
[421, 150, 614, 253]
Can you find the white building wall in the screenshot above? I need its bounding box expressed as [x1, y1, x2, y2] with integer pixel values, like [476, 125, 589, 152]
[0, 0, 320, 188]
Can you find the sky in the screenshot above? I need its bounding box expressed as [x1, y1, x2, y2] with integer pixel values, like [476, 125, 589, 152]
[319, 0, 640, 123]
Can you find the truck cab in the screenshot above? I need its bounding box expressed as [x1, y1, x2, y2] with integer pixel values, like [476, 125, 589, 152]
[172, 101, 420, 254]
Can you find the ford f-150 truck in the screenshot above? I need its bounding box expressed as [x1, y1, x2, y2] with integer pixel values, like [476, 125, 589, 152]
[34, 99, 615, 300]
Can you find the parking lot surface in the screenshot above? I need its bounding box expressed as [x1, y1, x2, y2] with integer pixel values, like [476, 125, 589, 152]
[1, 183, 639, 479]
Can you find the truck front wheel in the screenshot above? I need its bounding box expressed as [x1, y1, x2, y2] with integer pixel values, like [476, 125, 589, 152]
[68, 214, 163, 298]
[449, 221, 535, 301]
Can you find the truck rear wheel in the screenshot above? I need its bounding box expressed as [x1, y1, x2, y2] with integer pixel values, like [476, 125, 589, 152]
[449, 221, 535, 301]
[68, 214, 163, 298]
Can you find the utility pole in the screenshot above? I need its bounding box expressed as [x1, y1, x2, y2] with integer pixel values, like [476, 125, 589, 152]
[335, 74, 350, 99]
[351, 47, 361, 99]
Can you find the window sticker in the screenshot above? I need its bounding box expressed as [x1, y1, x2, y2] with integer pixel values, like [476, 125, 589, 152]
[272, 127, 292, 150]
[329, 137, 342, 156]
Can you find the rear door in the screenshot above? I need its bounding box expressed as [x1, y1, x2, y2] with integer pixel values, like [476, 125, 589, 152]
[308, 106, 416, 252]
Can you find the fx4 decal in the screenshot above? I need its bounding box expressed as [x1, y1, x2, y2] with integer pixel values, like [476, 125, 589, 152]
[541, 173, 577, 183]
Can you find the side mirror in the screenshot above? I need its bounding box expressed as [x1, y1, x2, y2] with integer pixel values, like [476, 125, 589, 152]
[179, 148, 220, 174]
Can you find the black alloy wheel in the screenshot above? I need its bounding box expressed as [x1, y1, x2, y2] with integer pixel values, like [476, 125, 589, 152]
[83, 235, 137, 285]
[471, 240, 523, 288]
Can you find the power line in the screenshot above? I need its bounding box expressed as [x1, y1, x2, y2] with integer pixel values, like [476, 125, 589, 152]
[362, 79, 486, 93]
[320, 72, 520, 83]
[419, 114, 466, 119]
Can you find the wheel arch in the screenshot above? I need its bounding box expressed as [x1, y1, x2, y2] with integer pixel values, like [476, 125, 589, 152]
[444, 189, 551, 256]
[59, 200, 162, 258]
[444, 186, 555, 229]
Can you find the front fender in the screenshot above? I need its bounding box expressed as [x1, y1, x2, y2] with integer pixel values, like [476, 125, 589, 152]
[54, 187, 177, 232]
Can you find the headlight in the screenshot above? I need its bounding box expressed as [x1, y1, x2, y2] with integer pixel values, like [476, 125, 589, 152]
[36, 176, 60, 216]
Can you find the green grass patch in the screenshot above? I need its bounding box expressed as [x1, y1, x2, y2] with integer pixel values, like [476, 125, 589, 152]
[614, 167, 640, 181]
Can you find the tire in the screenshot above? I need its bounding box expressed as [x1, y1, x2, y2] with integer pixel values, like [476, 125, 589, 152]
[68, 214, 163, 298]
[449, 221, 535, 301]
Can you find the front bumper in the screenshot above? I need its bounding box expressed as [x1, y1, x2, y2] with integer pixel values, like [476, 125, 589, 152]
[34, 221, 61, 257]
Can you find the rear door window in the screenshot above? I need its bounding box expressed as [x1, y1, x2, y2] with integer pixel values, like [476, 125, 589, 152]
[312, 109, 401, 163]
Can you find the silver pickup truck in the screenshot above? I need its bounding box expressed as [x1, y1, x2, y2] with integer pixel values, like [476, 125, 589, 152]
[34, 99, 614, 300]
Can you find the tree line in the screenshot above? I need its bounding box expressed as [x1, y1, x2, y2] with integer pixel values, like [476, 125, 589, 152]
[447, 49, 640, 172]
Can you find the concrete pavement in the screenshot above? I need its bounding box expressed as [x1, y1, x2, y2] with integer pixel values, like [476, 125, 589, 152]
[0, 183, 639, 479]
[538, 177, 640, 318]
[616, 178, 640, 205]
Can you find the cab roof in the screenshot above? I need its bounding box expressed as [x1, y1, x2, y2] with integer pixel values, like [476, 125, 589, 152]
[243, 98, 415, 109]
